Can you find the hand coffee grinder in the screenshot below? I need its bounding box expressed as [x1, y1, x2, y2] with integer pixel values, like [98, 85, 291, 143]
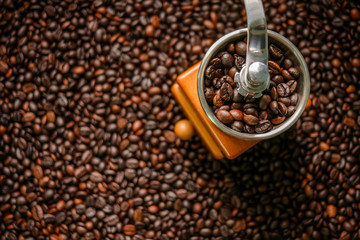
[171, 0, 310, 159]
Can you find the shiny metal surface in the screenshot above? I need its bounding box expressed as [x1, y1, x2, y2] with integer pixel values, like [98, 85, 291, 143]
[235, 0, 269, 98]
[197, 29, 310, 140]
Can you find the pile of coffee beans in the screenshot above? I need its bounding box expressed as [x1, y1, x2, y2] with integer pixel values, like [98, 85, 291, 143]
[204, 40, 300, 133]
[0, 0, 360, 239]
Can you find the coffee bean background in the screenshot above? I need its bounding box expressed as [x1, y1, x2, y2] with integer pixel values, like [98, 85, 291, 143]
[0, 0, 360, 239]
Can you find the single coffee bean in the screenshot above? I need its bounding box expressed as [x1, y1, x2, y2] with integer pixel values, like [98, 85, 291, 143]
[234, 54, 245, 70]
[278, 97, 291, 106]
[272, 75, 284, 84]
[231, 121, 244, 131]
[72, 66, 85, 74]
[270, 87, 278, 100]
[90, 171, 104, 182]
[222, 75, 236, 88]
[283, 59, 293, 69]
[271, 116, 286, 125]
[216, 110, 234, 124]
[244, 107, 258, 117]
[235, 41, 247, 56]
[281, 69, 293, 80]
[269, 44, 283, 58]
[268, 61, 281, 74]
[219, 105, 230, 111]
[32, 205, 44, 221]
[278, 102, 288, 117]
[243, 114, 259, 125]
[0, 61, 9, 73]
[205, 65, 215, 80]
[209, 58, 221, 68]
[287, 80, 298, 94]
[105, 215, 119, 226]
[229, 109, 244, 121]
[287, 106, 296, 117]
[277, 83, 290, 97]
[33, 165, 43, 179]
[213, 94, 224, 107]
[221, 53, 234, 68]
[231, 102, 243, 110]
[259, 110, 268, 120]
[204, 88, 215, 103]
[269, 101, 279, 114]
[290, 93, 298, 106]
[255, 120, 273, 133]
[288, 67, 300, 78]
[123, 224, 136, 236]
[228, 66, 238, 78]
[220, 83, 234, 101]
[43, 214, 56, 224]
[212, 77, 222, 89]
[259, 95, 271, 110]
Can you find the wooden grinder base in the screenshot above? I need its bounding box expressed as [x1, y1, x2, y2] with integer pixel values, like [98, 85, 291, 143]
[171, 62, 260, 160]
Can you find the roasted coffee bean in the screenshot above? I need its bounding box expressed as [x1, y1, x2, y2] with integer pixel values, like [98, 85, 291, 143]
[270, 87, 278, 100]
[244, 107, 258, 117]
[290, 93, 298, 106]
[228, 66, 238, 78]
[216, 110, 234, 124]
[204, 88, 216, 103]
[288, 67, 300, 78]
[205, 65, 215, 80]
[221, 53, 234, 68]
[269, 44, 283, 58]
[243, 114, 259, 125]
[123, 224, 136, 236]
[222, 75, 236, 88]
[44, 214, 56, 224]
[283, 59, 293, 69]
[235, 41, 247, 57]
[229, 109, 244, 121]
[0, 61, 9, 73]
[220, 83, 234, 102]
[269, 101, 279, 114]
[32, 205, 44, 221]
[278, 97, 291, 106]
[259, 110, 268, 120]
[271, 116, 286, 125]
[255, 120, 273, 133]
[281, 69, 293, 80]
[259, 95, 271, 110]
[277, 83, 290, 97]
[231, 121, 244, 131]
[268, 61, 281, 74]
[212, 78, 222, 89]
[213, 94, 224, 107]
[234, 54, 245, 70]
[272, 75, 284, 84]
[287, 80, 298, 94]
[287, 106, 296, 117]
[209, 58, 222, 68]
[278, 102, 288, 117]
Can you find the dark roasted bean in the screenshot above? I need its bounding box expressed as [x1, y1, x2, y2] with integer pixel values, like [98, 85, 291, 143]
[277, 83, 290, 97]
[269, 44, 283, 58]
[216, 110, 234, 124]
[255, 120, 273, 133]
